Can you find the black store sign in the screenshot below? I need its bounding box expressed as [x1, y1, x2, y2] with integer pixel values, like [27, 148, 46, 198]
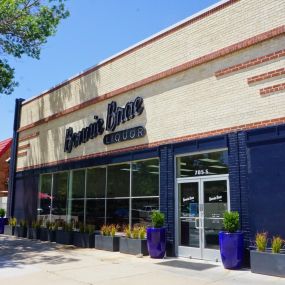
[64, 97, 146, 153]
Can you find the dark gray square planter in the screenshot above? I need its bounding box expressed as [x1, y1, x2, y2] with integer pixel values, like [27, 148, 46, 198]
[55, 230, 73, 245]
[4, 225, 15, 236]
[27, 227, 33, 239]
[15, 226, 27, 238]
[73, 232, 95, 248]
[32, 228, 40, 240]
[47, 230, 56, 242]
[119, 237, 148, 256]
[250, 250, 285, 277]
[95, 235, 120, 251]
[40, 228, 49, 241]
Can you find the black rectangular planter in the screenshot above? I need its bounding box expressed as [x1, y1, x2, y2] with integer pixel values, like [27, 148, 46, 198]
[4, 225, 15, 236]
[15, 226, 27, 238]
[119, 237, 148, 256]
[32, 228, 40, 240]
[40, 228, 49, 241]
[47, 230, 56, 242]
[55, 230, 73, 245]
[27, 227, 33, 239]
[73, 232, 95, 248]
[250, 250, 285, 277]
[95, 235, 120, 251]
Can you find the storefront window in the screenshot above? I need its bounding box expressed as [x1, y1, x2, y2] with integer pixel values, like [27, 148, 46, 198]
[132, 159, 159, 196]
[51, 172, 69, 221]
[177, 150, 228, 178]
[67, 170, 86, 223]
[86, 167, 106, 198]
[107, 164, 130, 198]
[85, 199, 105, 229]
[38, 158, 159, 228]
[38, 174, 52, 219]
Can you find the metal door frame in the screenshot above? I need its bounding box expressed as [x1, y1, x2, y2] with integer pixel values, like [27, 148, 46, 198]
[175, 175, 230, 261]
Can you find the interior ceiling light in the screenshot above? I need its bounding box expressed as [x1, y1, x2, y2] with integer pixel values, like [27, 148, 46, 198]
[199, 158, 219, 163]
[210, 165, 227, 168]
[147, 165, 159, 168]
[180, 169, 194, 172]
[149, 172, 159, 174]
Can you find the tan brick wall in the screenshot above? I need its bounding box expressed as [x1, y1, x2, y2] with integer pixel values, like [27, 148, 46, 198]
[19, 0, 285, 127]
[16, 0, 285, 171]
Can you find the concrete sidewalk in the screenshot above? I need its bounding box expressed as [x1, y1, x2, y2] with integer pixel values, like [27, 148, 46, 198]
[0, 236, 284, 285]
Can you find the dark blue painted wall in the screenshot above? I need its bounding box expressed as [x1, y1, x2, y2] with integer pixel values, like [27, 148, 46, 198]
[12, 123, 285, 256]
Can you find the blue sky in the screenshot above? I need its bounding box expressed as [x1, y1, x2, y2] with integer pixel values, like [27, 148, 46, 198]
[0, 0, 219, 141]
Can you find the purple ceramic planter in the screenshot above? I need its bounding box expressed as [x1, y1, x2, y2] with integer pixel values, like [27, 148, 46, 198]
[219, 231, 244, 269]
[147, 227, 166, 258]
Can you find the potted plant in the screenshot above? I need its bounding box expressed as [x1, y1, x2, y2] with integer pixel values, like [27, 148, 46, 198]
[95, 224, 120, 251]
[219, 211, 244, 269]
[4, 217, 17, 235]
[15, 220, 27, 238]
[73, 223, 96, 248]
[251, 233, 285, 277]
[47, 221, 57, 242]
[120, 225, 148, 255]
[30, 220, 41, 240]
[55, 221, 73, 245]
[147, 210, 166, 258]
[39, 220, 50, 241]
[0, 208, 5, 234]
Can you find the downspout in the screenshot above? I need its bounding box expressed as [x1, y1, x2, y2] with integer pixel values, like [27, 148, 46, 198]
[7, 98, 24, 218]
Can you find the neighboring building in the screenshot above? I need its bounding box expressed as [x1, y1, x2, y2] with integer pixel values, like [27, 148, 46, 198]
[0, 138, 12, 211]
[8, 0, 285, 261]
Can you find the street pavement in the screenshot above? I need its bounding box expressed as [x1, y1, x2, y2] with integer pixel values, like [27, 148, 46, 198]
[0, 235, 284, 285]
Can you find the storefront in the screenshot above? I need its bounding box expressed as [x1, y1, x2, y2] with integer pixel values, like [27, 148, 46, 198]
[8, 0, 285, 260]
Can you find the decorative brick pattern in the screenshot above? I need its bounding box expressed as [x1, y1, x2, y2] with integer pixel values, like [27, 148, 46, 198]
[247, 68, 285, 84]
[18, 132, 39, 142]
[21, 0, 239, 107]
[17, 151, 28, 157]
[216, 49, 285, 77]
[18, 143, 30, 151]
[259, 82, 285, 96]
[16, 115, 285, 172]
[18, 26, 285, 133]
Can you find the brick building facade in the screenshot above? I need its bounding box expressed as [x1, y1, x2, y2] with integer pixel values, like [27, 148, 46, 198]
[8, 0, 285, 261]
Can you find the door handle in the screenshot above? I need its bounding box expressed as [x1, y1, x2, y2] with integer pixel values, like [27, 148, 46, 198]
[195, 217, 201, 229]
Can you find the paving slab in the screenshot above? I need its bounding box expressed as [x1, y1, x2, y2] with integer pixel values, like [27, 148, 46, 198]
[0, 236, 284, 285]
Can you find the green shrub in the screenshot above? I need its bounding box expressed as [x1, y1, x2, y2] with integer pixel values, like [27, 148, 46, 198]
[124, 225, 132, 238]
[272, 236, 283, 254]
[223, 211, 239, 233]
[8, 217, 17, 226]
[132, 226, 140, 239]
[19, 220, 27, 228]
[86, 224, 95, 234]
[255, 232, 267, 252]
[151, 211, 165, 228]
[139, 226, 146, 239]
[0, 208, 5, 218]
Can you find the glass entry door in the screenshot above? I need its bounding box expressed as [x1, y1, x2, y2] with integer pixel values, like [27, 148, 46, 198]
[177, 176, 229, 261]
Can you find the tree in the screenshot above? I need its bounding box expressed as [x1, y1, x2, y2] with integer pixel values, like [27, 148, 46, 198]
[0, 0, 69, 95]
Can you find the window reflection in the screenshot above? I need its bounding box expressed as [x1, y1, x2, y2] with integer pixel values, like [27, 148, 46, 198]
[177, 150, 228, 178]
[38, 158, 159, 228]
[132, 159, 159, 196]
[51, 172, 69, 221]
[38, 174, 52, 218]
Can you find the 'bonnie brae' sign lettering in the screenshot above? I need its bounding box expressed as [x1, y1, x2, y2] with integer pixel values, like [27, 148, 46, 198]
[64, 97, 146, 153]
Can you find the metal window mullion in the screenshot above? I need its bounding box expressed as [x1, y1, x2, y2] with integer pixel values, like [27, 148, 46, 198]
[129, 162, 132, 227]
[104, 166, 107, 225]
[67, 171, 73, 223]
[50, 174, 54, 222]
[84, 169, 87, 227]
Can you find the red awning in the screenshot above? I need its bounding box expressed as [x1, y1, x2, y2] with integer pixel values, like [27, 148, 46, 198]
[0, 138, 12, 158]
